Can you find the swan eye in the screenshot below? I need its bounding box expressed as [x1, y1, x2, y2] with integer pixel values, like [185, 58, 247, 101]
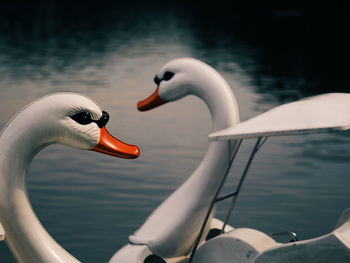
[70, 111, 110, 128]
[163, 71, 174, 81]
[95, 111, 109, 128]
[70, 111, 93, 125]
[153, 71, 174, 85]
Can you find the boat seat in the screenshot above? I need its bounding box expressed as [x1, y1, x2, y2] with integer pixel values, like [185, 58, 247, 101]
[255, 233, 350, 263]
[192, 228, 279, 263]
[205, 218, 234, 241]
[254, 213, 350, 263]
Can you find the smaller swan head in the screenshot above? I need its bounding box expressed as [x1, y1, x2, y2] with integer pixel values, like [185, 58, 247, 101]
[12, 93, 140, 159]
[137, 58, 216, 111]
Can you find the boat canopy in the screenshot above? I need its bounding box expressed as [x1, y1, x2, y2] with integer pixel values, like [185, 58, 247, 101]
[209, 93, 350, 141]
[190, 93, 350, 261]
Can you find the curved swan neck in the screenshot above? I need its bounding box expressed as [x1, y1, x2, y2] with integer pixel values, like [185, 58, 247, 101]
[0, 116, 80, 263]
[130, 69, 240, 257]
[182, 75, 239, 199]
[189, 71, 239, 131]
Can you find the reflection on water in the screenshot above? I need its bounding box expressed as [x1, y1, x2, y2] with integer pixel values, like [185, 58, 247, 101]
[1, 2, 349, 262]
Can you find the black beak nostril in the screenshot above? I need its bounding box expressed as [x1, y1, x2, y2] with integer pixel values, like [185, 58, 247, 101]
[96, 111, 109, 128]
[154, 75, 161, 85]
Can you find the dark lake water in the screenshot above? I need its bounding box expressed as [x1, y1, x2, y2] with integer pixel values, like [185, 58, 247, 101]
[0, 2, 349, 262]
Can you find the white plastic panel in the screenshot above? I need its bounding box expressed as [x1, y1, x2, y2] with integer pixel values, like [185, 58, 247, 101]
[209, 93, 350, 140]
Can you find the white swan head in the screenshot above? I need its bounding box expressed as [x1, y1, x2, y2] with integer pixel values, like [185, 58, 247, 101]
[0, 93, 140, 263]
[3, 93, 140, 159]
[137, 57, 226, 111]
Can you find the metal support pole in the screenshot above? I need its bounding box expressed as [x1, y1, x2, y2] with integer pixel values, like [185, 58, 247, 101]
[221, 137, 267, 231]
[188, 139, 242, 263]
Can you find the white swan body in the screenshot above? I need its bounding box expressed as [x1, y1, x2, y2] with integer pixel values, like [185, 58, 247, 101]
[110, 58, 240, 262]
[0, 93, 140, 263]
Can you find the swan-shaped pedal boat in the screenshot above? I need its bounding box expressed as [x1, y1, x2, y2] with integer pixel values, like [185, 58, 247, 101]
[0, 93, 140, 263]
[188, 93, 350, 263]
[110, 58, 240, 263]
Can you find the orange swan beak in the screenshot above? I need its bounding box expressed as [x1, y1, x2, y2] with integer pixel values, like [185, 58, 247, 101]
[91, 126, 140, 159]
[137, 87, 168, 111]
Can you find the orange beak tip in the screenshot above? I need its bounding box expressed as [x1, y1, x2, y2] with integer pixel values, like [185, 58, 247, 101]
[131, 145, 141, 159]
[137, 87, 168, 111]
[137, 101, 147, 112]
[91, 127, 141, 159]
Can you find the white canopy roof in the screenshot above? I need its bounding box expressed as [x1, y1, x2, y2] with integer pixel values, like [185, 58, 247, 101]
[209, 93, 350, 141]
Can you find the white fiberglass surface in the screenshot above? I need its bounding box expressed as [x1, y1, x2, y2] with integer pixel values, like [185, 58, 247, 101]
[0, 3, 349, 262]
